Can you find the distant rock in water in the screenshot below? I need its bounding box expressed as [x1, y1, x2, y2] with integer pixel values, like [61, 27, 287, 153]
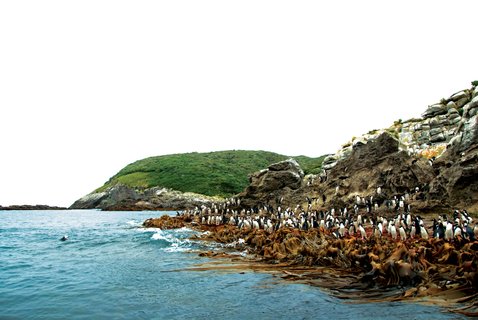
[0, 205, 67, 210]
[70, 185, 223, 211]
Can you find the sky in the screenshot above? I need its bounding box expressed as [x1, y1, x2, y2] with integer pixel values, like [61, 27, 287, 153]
[0, 1, 476, 207]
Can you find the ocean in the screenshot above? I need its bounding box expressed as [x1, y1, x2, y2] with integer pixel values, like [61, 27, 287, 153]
[0, 210, 463, 319]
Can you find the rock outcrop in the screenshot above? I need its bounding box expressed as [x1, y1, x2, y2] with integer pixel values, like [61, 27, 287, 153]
[238, 83, 478, 212]
[72, 83, 478, 212]
[238, 159, 304, 208]
[0, 204, 67, 210]
[70, 185, 223, 211]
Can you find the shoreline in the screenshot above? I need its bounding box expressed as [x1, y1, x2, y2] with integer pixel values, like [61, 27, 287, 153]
[144, 214, 478, 316]
[0, 205, 67, 211]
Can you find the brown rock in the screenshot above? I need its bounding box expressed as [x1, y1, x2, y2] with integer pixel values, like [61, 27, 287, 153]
[143, 215, 186, 229]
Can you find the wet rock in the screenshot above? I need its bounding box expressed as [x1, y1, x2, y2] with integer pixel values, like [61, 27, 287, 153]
[143, 215, 186, 229]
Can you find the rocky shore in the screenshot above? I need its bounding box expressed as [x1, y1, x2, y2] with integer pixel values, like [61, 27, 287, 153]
[70, 185, 223, 211]
[0, 205, 67, 210]
[138, 83, 478, 315]
[143, 213, 478, 316]
[71, 84, 478, 214]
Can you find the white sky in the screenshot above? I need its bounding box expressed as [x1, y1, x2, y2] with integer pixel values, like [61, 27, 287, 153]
[0, 1, 476, 207]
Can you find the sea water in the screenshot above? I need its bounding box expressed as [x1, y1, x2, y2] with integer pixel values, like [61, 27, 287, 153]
[0, 210, 463, 319]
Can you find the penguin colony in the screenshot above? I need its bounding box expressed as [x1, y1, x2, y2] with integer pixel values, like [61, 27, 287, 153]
[178, 193, 477, 243]
[148, 191, 478, 315]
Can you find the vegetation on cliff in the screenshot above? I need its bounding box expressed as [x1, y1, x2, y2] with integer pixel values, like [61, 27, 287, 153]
[96, 150, 326, 197]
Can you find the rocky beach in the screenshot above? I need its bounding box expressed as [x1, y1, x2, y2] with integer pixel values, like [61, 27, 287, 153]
[64, 83, 478, 315]
[144, 208, 478, 316]
[137, 84, 478, 315]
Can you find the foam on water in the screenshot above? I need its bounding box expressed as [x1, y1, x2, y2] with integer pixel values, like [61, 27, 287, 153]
[149, 227, 219, 253]
[126, 219, 140, 227]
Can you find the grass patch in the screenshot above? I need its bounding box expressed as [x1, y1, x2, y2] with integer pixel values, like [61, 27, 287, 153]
[96, 150, 326, 197]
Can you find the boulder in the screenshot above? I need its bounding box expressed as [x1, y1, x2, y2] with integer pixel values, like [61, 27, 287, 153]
[447, 103, 459, 114]
[429, 127, 443, 136]
[70, 192, 108, 209]
[460, 115, 478, 152]
[268, 158, 303, 174]
[456, 97, 470, 108]
[422, 104, 447, 119]
[466, 96, 478, 116]
[322, 155, 338, 170]
[449, 90, 469, 102]
[463, 97, 478, 118]
[238, 159, 305, 208]
[317, 132, 437, 209]
[430, 133, 446, 143]
[430, 145, 478, 209]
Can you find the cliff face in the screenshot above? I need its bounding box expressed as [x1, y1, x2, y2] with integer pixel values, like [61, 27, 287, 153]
[70, 185, 223, 211]
[239, 84, 478, 212]
[71, 84, 477, 212]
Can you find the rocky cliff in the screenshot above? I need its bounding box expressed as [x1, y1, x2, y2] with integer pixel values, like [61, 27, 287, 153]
[238, 83, 478, 212]
[70, 185, 223, 211]
[72, 83, 477, 212]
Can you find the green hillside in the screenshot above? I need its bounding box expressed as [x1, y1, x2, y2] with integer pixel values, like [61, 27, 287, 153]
[96, 150, 326, 197]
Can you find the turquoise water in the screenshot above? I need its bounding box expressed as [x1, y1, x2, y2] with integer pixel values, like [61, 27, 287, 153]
[0, 210, 463, 319]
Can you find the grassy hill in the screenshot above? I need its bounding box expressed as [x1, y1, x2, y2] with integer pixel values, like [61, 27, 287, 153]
[96, 150, 326, 197]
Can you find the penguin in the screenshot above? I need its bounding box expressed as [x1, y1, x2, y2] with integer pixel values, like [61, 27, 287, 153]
[433, 219, 445, 239]
[454, 225, 463, 239]
[474, 224, 478, 240]
[410, 225, 416, 238]
[359, 224, 367, 240]
[60, 235, 69, 241]
[464, 223, 475, 241]
[444, 221, 454, 241]
[339, 222, 345, 238]
[373, 225, 382, 239]
[399, 226, 407, 241]
[390, 225, 398, 240]
[420, 225, 429, 240]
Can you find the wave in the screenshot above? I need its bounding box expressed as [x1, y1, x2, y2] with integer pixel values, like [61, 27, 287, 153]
[147, 228, 227, 253]
[149, 229, 197, 252]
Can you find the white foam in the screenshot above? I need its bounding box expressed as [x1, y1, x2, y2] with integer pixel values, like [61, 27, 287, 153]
[162, 243, 191, 253]
[173, 227, 194, 233]
[138, 227, 162, 233]
[126, 220, 140, 227]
